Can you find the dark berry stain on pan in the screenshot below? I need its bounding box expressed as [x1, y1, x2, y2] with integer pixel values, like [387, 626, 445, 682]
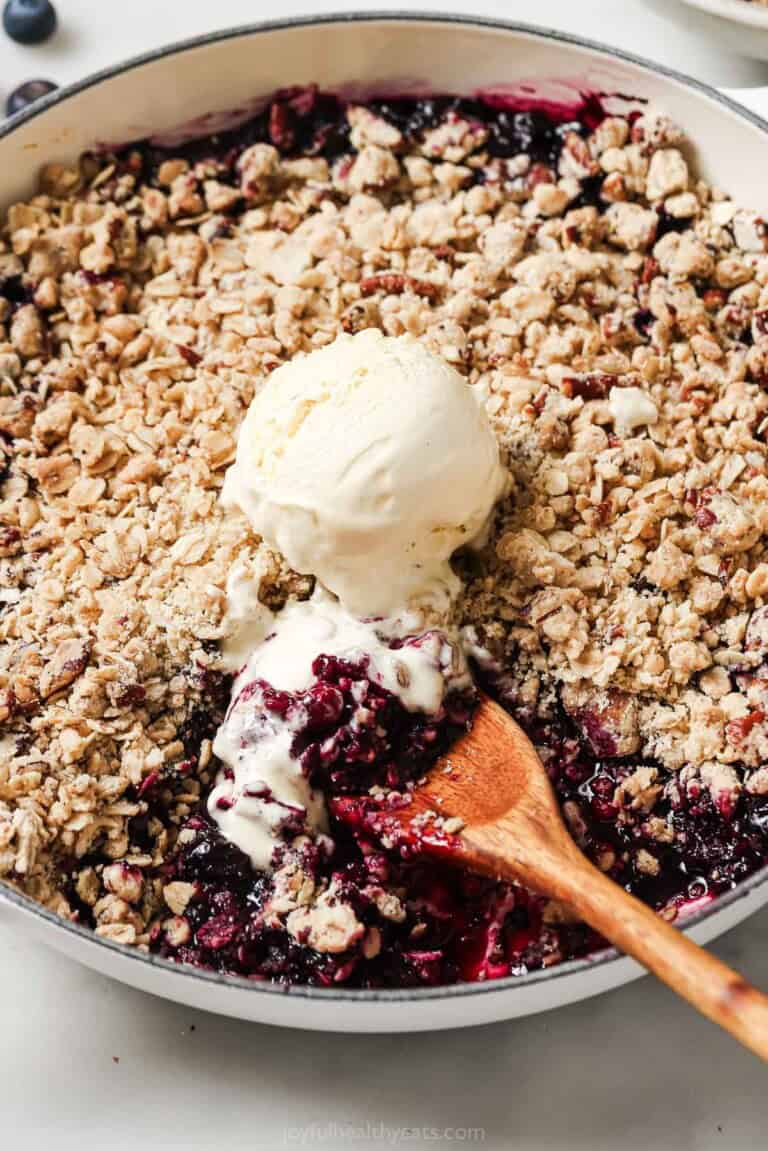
[113, 84, 617, 181]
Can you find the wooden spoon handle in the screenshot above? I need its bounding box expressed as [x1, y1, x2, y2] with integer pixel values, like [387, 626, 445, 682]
[552, 856, 768, 1060]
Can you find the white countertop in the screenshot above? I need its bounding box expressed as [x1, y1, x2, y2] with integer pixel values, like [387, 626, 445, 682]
[1, 2, 767, 1147]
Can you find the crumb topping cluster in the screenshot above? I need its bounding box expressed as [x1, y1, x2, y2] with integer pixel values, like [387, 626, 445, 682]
[1, 88, 767, 978]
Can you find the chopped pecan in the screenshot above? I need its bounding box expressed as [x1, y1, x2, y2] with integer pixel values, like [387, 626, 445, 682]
[0, 526, 22, 557]
[562, 373, 618, 401]
[39, 639, 90, 699]
[359, 273, 440, 300]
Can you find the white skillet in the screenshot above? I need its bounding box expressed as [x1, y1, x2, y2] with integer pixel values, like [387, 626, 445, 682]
[1, 13, 767, 1032]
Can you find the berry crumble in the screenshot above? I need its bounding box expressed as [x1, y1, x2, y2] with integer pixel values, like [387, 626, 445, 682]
[2, 86, 768, 987]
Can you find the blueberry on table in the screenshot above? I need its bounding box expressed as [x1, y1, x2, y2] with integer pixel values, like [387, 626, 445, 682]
[6, 78, 57, 116]
[2, 0, 57, 45]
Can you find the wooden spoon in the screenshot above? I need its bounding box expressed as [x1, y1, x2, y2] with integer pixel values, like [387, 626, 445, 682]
[333, 693, 768, 1060]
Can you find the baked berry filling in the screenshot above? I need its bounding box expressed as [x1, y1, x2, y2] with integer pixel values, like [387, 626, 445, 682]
[3, 80, 768, 990]
[150, 653, 766, 988]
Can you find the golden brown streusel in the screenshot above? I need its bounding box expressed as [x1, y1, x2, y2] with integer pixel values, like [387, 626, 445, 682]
[1, 94, 768, 951]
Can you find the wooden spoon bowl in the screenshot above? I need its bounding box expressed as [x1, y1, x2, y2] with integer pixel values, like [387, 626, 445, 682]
[333, 693, 768, 1060]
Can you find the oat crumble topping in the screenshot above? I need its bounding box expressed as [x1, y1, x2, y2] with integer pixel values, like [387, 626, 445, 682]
[1, 87, 767, 981]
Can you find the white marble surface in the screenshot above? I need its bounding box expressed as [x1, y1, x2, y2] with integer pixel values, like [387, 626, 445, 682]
[1, 2, 767, 1147]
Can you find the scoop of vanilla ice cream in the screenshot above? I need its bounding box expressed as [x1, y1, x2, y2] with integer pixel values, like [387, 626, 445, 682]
[223, 330, 506, 616]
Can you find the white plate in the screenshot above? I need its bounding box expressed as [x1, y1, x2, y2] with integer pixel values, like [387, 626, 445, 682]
[643, 0, 768, 60]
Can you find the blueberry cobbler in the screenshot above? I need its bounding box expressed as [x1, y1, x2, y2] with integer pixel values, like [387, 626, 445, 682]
[2, 87, 768, 989]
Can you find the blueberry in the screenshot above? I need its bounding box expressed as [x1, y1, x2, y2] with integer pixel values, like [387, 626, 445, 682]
[3, 0, 56, 45]
[5, 78, 57, 116]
